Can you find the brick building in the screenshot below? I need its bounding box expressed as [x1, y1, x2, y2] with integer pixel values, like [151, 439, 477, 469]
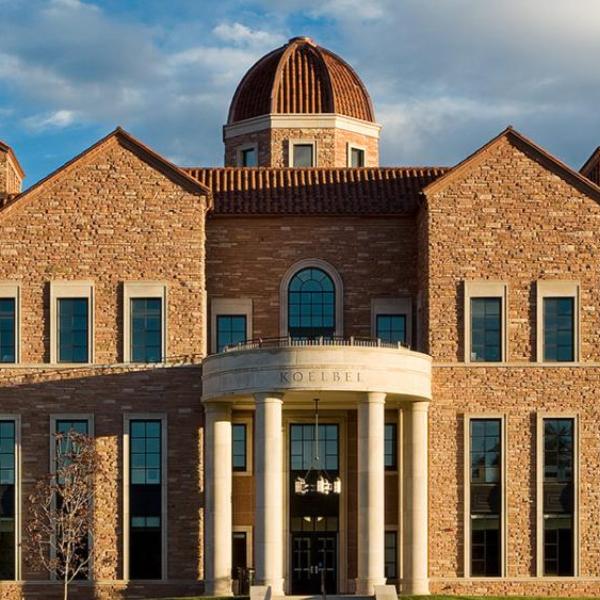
[0, 35, 599, 598]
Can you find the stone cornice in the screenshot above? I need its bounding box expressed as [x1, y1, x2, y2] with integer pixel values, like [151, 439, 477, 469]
[223, 113, 382, 140]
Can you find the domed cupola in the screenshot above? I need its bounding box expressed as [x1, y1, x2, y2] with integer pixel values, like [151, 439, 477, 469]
[223, 37, 381, 168]
[227, 36, 375, 124]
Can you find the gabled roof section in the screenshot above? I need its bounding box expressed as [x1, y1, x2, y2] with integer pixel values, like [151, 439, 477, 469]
[424, 126, 600, 202]
[0, 139, 25, 179]
[183, 166, 448, 215]
[0, 127, 211, 218]
[580, 146, 600, 185]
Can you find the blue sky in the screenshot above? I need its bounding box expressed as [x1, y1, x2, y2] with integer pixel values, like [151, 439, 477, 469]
[2, 0, 600, 185]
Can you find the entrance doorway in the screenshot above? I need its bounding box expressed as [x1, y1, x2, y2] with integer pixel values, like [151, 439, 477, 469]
[291, 532, 337, 594]
[289, 423, 339, 594]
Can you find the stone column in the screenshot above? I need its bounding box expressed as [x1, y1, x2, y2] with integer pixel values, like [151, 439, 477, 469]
[254, 392, 284, 595]
[356, 391, 387, 595]
[204, 402, 233, 596]
[403, 400, 430, 595]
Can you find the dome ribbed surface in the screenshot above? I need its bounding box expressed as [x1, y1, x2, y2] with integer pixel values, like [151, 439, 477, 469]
[227, 37, 375, 124]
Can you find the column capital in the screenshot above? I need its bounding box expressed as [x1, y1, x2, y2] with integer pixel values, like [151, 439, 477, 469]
[410, 399, 430, 413]
[253, 391, 284, 404]
[204, 401, 232, 417]
[360, 391, 386, 404]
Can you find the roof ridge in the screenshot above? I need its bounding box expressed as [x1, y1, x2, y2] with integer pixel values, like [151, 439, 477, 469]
[0, 139, 25, 178]
[182, 165, 450, 172]
[423, 126, 600, 202]
[580, 146, 600, 177]
[0, 127, 211, 218]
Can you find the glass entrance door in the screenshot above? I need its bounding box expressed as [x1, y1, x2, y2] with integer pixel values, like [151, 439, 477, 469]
[289, 423, 339, 594]
[291, 532, 337, 594]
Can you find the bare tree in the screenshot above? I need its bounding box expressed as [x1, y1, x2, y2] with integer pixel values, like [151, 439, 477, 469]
[27, 431, 100, 600]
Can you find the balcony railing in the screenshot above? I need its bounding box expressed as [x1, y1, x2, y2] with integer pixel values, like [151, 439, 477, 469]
[219, 335, 410, 354]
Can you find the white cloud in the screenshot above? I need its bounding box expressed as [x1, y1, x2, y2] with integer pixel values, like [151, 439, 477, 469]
[213, 22, 285, 47]
[23, 109, 80, 132]
[48, 0, 98, 10]
[1, 0, 600, 180]
[259, 0, 387, 20]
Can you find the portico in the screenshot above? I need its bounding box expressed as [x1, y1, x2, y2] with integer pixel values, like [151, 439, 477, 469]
[202, 339, 431, 597]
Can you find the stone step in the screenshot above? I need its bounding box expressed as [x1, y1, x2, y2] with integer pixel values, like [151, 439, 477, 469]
[278, 596, 374, 600]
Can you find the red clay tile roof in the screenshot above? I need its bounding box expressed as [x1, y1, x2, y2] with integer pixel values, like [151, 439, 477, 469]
[183, 167, 449, 215]
[227, 37, 375, 124]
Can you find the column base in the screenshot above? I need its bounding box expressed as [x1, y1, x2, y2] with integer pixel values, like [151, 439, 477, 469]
[251, 580, 285, 598]
[401, 578, 430, 596]
[355, 577, 387, 596]
[205, 578, 233, 597]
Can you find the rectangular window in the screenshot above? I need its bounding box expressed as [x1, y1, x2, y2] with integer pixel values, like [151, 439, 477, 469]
[241, 147, 257, 167]
[131, 298, 163, 363]
[376, 314, 406, 345]
[292, 144, 314, 167]
[55, 419, 90, 579]
[543, 298, 574, 362]
[384, 531, 397, 579]
[384, 423, 397, 471]
[350, 147, 365, 167]
[0, 421, 15, 580]
[232, 423, 247, 472]
[290, 424, 338, 472]
[372, 298, 412, 348]
[543, 418, 574, 576]
[129, 420, 162, 580]
[0, 299, 16, 363]
[217, 315, 247, 352]
[469, 418, 501, 576]
[470, 298, 501, 362]
[56, 420, 89, 436]
[58, 298, 89, 363]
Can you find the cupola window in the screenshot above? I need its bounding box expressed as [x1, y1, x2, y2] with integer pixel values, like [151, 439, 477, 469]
[292, 143, 314, 167]
[240, 147, 257, 167]
[350, 147, 365, 167]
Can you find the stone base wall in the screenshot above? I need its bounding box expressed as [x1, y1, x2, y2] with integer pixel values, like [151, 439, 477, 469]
[431, 578, 600, 597]
[0, 580, 204, 599]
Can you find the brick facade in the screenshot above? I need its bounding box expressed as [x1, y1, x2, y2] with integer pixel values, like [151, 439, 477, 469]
[0, 144, 23, 204]
[425, 133, 600, 595]
[206, 215, 417, 343]
[0, 132, 209, 598]
[2, 43, 600, 599]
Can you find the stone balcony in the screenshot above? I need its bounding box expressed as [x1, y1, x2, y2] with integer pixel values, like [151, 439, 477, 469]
[201, 336, 432, 406]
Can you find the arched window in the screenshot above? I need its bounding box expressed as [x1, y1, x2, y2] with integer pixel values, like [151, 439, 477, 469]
[288, 267, 335, 339]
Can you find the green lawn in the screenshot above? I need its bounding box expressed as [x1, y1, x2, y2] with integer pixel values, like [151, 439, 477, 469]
[156, 596, 600, 600]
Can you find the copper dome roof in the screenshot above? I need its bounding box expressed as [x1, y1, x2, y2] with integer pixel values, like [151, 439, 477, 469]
[227, 37, 376, 124]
